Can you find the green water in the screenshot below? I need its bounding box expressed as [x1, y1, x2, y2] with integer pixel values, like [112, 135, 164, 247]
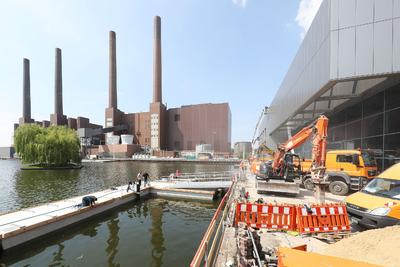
[0, 160, 234, 266]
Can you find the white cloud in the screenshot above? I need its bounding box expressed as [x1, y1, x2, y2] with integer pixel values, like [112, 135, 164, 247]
[295, 0, 323, 39]
[232, 0, 247, 8]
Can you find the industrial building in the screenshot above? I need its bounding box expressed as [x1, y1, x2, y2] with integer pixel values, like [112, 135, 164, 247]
[255, 0, 400, 171]
[15, 16, 231, 157]
[101, 16, 231, 157]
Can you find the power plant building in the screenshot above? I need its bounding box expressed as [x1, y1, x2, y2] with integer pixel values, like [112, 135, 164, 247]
[16, 16, 231, 156]
[104, 16, 231, 155]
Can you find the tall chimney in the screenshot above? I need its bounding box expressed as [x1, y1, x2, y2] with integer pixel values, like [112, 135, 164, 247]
[22, 58, 31, 119]
[54, 48, 63, 115]
[109, 31, 117, 109]
[153, 16, 162, 103]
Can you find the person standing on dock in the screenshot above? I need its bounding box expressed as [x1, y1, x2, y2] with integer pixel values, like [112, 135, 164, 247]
[137, 171, 143, 187]
[143, 172, 149, 187]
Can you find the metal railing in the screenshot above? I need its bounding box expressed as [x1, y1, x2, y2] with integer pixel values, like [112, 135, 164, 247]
[190, 174, 237, 267]
[159, 171, 236, 180]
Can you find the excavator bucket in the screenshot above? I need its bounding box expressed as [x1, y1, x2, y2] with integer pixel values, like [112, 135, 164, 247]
[256, 179, 300, 195]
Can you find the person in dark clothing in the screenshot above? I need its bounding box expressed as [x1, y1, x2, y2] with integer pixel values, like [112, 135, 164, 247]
[143, 172, 149, 187]
[82, 196, 97, 207]
[127, 181, 133, 192]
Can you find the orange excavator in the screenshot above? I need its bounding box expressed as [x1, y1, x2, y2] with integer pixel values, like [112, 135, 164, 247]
[257, 115, 329, 196]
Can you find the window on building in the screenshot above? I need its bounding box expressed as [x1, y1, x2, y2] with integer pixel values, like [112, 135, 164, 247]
[385, 109, 400, 134]
[363, 91, 384, 117]
[333, 125, 345, 141]
[384, 134, 400, 158]
[174, 114, 180, 122]
[346, 102, 362, 122]
[362, 114, 383, 138]
[336, 154, 353, 163]
[330, 110, 346, 125]
[384, 133, 400, 169]
[346, 120, 361, 140]
[385, 85, 400, 111]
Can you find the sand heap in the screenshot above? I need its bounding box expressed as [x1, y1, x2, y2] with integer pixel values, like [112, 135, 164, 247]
[320, 225, 400, 267]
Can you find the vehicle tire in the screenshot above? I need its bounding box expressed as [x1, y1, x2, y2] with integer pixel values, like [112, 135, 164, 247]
[303, 178, 315, 191]
[329, 180, 349, 196]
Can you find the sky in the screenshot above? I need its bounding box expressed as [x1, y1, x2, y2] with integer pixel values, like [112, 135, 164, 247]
[0, 0, 322, 147]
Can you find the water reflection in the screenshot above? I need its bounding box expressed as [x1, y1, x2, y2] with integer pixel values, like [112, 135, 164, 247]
[106, 218, 120, 267]
[150, 200, 166, 267]
[51, 243, 65, 265]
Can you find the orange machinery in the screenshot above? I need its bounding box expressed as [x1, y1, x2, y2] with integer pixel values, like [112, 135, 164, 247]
[256, 115, 329, 195]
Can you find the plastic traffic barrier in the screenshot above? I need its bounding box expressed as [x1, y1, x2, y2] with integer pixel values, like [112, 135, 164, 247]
[235, 203, 296, 231]
[295, 204, 350, 234]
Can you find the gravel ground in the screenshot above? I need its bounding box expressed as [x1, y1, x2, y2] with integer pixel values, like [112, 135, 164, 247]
[320, 225, 400, 267]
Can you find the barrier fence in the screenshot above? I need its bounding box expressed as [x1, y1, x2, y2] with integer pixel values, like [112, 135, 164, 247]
[295, 204, 351, 233]
[235, 203, 296, 231]
[235, 202, 350, 234]
[189, 175, 237, 267]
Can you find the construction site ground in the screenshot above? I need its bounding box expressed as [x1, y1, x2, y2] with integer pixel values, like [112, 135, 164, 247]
[215, 170, 400, 267]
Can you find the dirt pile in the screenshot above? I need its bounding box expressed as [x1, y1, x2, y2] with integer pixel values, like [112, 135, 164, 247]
[320, 225, 400, 267]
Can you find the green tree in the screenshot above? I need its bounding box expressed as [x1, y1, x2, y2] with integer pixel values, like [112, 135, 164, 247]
[14, 124, 81, 166]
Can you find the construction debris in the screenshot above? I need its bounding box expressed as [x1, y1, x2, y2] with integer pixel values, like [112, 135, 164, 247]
[236, 222, 262, 267]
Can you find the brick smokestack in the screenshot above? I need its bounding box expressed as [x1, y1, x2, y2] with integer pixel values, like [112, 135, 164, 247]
[109, 31, 117, 109]
[54, 48, 63, 115]
[22, 58, 31, 119]
[153, 16, 162, 103]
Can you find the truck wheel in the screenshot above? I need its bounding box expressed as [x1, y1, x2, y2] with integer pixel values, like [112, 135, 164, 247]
[303, 178, 315, 191]
[329, 180, 349, 196]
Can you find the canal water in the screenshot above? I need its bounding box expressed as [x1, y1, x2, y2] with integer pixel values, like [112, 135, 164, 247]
[0, 160, 234, 266]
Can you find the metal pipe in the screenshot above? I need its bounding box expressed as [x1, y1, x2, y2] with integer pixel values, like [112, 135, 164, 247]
[248, 227, 262, 267]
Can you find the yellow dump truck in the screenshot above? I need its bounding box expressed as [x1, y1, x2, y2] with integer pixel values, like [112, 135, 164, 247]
[302, 149, 378, 195]
[345, 162, 400, 228]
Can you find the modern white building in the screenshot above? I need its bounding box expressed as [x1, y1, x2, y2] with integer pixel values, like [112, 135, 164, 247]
[256, 0, 400, 170]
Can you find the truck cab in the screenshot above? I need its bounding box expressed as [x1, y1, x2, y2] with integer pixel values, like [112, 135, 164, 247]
[302, 149, 378, 195]
[325, 150, 377, 180]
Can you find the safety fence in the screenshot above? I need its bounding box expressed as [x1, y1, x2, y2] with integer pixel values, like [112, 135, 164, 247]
[235, 202, 350, 234]
[235, 203, 296, 231]
[295, 204, 351, 233]
[190, 174, 238, 267]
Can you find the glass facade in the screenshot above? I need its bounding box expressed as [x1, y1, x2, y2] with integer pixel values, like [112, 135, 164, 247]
[327, 84, 400, 171]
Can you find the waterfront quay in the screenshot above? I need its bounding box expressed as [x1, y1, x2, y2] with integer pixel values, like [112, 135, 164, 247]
[0, 160, 235, 266]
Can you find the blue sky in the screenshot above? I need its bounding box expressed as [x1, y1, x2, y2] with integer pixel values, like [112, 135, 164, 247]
[0, 0, 322, 147]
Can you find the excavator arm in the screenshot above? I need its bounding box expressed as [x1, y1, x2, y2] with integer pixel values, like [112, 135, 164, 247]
[271, 115, 329, 175]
